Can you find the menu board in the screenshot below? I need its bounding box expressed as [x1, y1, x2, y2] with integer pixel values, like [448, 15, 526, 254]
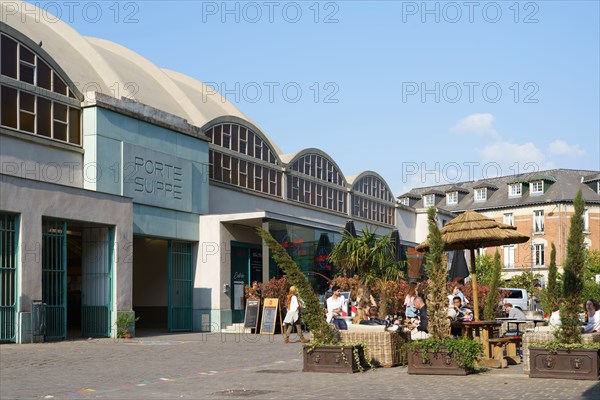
[244, 300, 260, 330]
[260, 298, 280, 335]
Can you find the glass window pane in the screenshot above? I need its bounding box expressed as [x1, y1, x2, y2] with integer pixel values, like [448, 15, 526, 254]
[20, 92, 35, 112]
[54, 102, 67, 122]
[20, 110, 35, 133]
[68, 107, 81, 144]
[1, 86, 18, 128]
[37, 98, 51, 137]
[53, 72, 67, 95]
[212, 125, 221, 146]
[1, 35, 18, 78]
[19, 46, 35, 64]
[20, 63, 34, 84]
[37, 60, 52, 90]
[53, 121, 67, 141]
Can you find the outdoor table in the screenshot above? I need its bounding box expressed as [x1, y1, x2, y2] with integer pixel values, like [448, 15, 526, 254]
[504, 319, 546, 333]
[459, 320, 504, 368]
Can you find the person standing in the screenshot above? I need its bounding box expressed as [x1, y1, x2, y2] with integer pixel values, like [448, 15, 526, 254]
[283, 286, 308, 344]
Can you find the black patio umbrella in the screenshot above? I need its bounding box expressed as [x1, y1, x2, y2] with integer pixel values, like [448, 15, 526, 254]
[391, 229, 408, 276]
[448, 250, 470, 283]
[342, 220, 357, 277]
[344, 220, 357, 238]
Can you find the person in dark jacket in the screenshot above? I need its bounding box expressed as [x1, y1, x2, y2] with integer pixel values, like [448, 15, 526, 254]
[408, 296, 429, 340]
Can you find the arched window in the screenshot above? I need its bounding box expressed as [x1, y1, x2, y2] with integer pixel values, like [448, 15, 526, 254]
[207, 123, 281, 197]
[287, 153, 346, 213]
[0, 33, 81, 145]
[351, 174, 395, 225]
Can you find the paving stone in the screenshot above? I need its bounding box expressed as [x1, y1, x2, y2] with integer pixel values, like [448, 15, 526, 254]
[1, 332, 598, 399]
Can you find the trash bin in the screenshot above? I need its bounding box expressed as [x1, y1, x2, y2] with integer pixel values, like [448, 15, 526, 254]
[31, 300, 46, 336]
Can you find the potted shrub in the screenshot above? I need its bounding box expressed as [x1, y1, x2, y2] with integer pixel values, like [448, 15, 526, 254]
[116, 311, 138, 339]
[529, 191, 600, 380]
[257, 228, 371, 373]
[407, 207, 483, 375]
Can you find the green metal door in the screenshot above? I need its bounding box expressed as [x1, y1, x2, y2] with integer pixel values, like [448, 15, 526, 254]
[81, 227, 113, 337]
[0, 214, 17, 342]
[168, 241, 192, 332]
[42, 220, 67, 340]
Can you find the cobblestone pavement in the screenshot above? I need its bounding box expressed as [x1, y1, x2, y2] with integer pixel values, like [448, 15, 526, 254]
[1, 332, 599, 400]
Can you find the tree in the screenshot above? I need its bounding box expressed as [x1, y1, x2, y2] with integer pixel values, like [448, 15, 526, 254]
[540, 243, 559, 314]
[328, 227, 404, 316]
[424, 207, 450, 341]
[475, 254, 496, 287]
[257, 228, 337, 344]
[508, 270, 543, 294]
[557, 190, 586, 344]
[483, 250, 502, 320]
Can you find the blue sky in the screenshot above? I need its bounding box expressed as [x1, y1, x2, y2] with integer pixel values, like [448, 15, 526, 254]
[33, 0, 599, 194]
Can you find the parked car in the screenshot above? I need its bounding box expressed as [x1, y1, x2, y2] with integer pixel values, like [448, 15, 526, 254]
[499, 287, 529, 311]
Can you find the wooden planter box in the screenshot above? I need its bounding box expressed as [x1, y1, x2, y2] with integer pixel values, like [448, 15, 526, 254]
[529, 347, 600, 380]
[407, 347, 471, 375]
[303, 345, 368, 373]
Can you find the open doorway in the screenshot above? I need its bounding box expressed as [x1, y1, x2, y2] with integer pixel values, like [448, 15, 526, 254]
[42, 220, 113, 340]
[133, 237, 193, 334]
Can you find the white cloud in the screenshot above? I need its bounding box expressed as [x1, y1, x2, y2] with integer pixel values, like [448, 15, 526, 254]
[547, 139, 586, 157]
[450, 113, 499, 139]
[477, 140, 555, 176]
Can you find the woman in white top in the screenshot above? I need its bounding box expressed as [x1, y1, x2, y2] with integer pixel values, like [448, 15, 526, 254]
[326, 288, 345, 323]
[582, 300, 600, 333]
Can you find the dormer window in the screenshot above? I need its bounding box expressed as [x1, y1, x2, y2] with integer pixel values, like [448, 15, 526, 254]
[531, 180, 544, 194]
[424, 194, 435, 207]
[399, 197, 409, 206]
[597, 182, 600, 195]
[509, 183, 522, 197]
[446, 191, 458, 205]
[474, 188, 487, 202]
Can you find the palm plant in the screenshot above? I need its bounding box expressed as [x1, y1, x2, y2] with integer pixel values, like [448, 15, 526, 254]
[328, 226, 405, 316]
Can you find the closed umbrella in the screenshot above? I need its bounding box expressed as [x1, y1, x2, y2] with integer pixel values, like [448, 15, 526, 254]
[417, 210, 529, 320]
[344, 220, 357, 238]
[448, 250, 469, 282]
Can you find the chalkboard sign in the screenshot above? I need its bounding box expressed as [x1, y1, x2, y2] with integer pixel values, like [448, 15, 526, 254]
[244, 300, 260, 329]
[260, 298, 280, 335]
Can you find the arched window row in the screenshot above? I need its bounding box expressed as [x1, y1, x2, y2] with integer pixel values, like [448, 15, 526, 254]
[207, 123, 279, 165]
[209, 150, 282, 197]
[287, 176, 346, 213]
[352, 195, 395, 225]
[290, 154, 343, 186]
[354, 175, 394, 202]
[1, 34, 81, 145]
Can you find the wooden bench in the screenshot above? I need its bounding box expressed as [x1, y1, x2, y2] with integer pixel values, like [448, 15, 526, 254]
[488, 337, 522, 367]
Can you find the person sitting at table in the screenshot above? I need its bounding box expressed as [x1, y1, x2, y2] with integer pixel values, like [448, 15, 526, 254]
[582, 299, 600, 333]
[359, 306, 389, 327]
[548, 304, 562, 328]
[452, 286, 469, 306]
[326, 287, 347, 330]
[504, 303, 526, 320]
[408, 297, 429, 340]
[352, 303, 370, 325]
[404, 284, 418, 319]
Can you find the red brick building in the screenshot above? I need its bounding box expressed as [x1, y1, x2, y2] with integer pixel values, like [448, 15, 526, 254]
[401, 169, 600, 284]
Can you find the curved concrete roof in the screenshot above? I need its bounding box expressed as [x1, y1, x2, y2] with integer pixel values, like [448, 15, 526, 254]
[3, 1, 399, 199]
[2, 1, 260, 130]
[347, 170, 395, 200]
[283, 148, 348, 185]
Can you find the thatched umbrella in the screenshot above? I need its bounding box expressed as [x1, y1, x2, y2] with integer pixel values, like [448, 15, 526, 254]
[417, 210, 529, 320]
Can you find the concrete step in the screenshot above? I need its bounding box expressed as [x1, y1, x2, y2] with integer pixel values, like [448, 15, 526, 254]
[221, 323, 252, 334]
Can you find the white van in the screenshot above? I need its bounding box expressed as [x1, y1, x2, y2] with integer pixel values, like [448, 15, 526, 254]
[499, 288, 529, 311]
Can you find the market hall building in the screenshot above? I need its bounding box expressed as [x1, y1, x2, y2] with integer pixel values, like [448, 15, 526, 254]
[0, 2, 417, 343]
